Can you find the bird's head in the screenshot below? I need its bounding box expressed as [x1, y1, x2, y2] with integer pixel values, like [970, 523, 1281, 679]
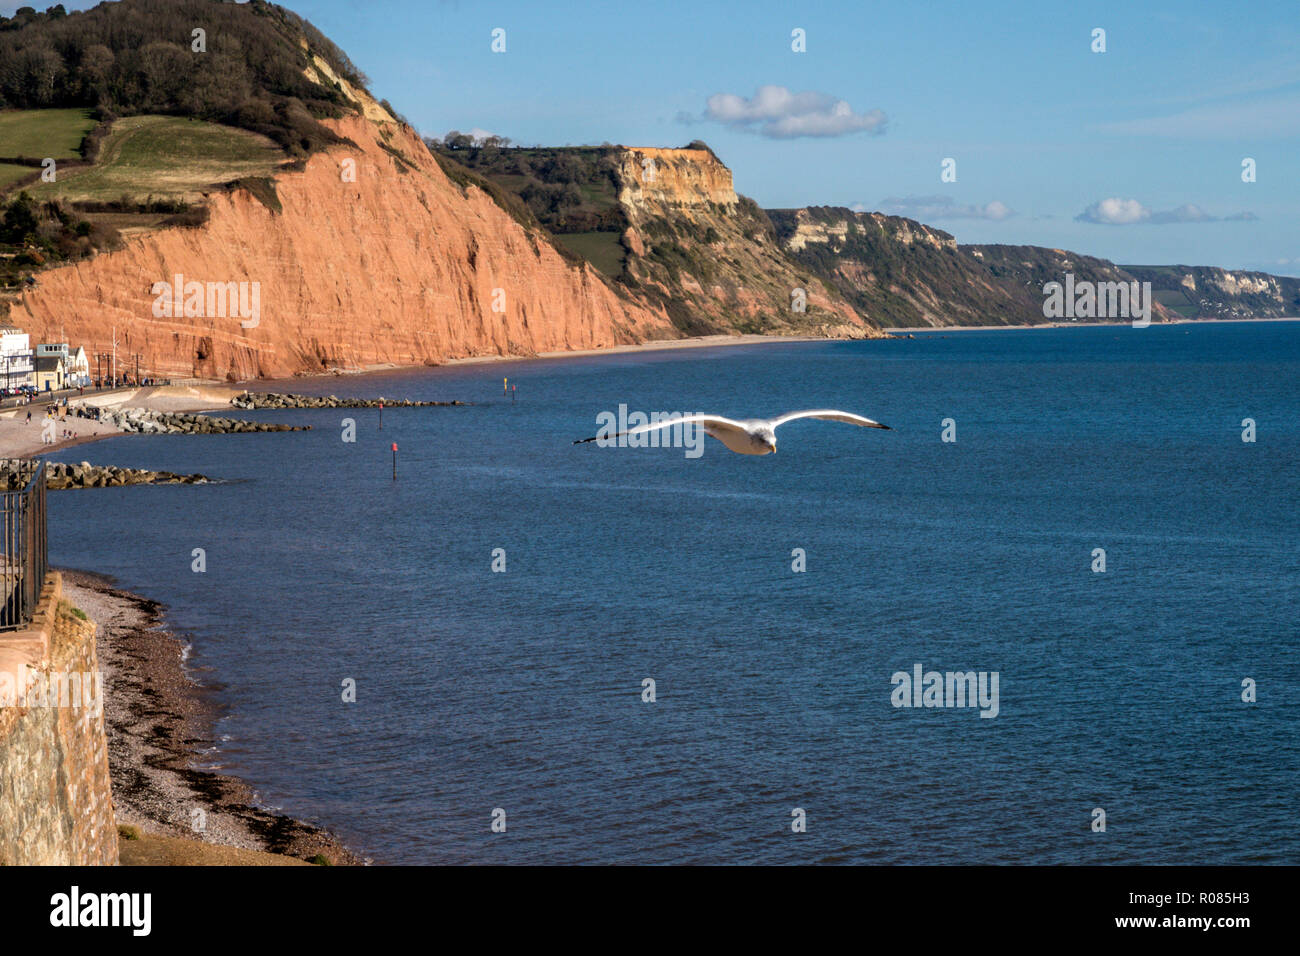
[758, 428, 777, 454]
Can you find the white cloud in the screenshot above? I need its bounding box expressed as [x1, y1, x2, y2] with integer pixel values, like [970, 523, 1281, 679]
[875, 195, 1015, 221]
[1076, 198, 1151, 224]
[982, 200, 1013, 220]
[697, 86, 886, 139]
[1153, 202, 1213, 223]
[1076, 198, 1258, 225]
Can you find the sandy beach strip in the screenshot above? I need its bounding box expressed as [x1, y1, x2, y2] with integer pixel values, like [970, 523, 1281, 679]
[304, 333, 835, 377]
[443, 333, 829, 365]
[61, 568, 363, 865]
[0, 383, 242, 459]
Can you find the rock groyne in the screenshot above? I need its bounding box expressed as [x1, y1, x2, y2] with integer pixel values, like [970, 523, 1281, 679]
[97, 408, 309, 434]
[232, 391, 468, 410]
[1, 459, 212, 491]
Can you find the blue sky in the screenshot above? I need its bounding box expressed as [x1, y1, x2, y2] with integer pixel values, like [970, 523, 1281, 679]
[16, 0, 1300, 272]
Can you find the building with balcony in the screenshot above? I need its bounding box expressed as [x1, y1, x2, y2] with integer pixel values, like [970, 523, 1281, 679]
[0, 328, 34, 391]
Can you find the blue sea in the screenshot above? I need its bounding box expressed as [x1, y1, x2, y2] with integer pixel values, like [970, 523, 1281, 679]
[46, 322, 1300, 864]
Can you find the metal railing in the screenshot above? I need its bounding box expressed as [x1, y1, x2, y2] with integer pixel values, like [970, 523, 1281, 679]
[1, 460, 48, 630]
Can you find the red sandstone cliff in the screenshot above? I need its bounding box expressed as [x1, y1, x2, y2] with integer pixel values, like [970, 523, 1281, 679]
[10, 115, 676, 381]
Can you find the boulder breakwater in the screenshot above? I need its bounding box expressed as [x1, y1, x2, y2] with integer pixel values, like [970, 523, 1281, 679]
[96, 408, 310, 435]
[231, 391, 468, 410]
[0, 459, 211, 491]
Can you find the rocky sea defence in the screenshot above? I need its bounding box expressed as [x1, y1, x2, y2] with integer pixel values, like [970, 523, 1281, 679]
[0, 459, 212, 491]
[232, 391, 468, 410]
[97, 408, 309, 434]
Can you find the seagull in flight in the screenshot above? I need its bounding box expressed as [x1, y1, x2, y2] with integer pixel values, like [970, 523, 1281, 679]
[574, 409, 890, 456]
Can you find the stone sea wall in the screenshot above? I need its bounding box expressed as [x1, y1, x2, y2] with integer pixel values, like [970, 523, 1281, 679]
[0, 574, 119, 865]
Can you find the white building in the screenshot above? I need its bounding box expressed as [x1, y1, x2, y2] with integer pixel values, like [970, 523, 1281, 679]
[67, 346, 90, 386]
[0, 328, 34, 391]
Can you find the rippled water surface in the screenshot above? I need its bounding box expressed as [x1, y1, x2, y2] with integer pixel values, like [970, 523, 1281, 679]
[48, 322, 1300, 863]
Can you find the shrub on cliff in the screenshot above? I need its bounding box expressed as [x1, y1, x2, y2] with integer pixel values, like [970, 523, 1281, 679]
[0, 190, 118, 284]
[430, 143, 630, 240]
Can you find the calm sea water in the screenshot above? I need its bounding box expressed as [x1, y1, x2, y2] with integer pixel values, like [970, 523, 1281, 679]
[47, 322, 1300, 864]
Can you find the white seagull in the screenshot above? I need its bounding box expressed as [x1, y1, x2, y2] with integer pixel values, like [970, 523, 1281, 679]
[574, 409, 890, 456]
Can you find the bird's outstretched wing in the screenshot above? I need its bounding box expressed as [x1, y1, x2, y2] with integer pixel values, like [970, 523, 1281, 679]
[768, 409, 890, 430]
[574, 414, 748, 444]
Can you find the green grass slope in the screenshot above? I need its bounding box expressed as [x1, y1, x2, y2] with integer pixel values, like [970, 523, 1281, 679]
[0, 108, 97, 160]
[29, 115, 285, 204]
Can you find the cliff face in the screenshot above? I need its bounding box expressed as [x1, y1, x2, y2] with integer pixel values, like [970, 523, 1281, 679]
[615, 147, 739, 220]
[967, 245, 1178, 324]
[771, 209, 1195, 328]
[1122, 264, 1300, 319]
[780, 208, 958, 254]
[10, 116, 675, 380]
[611, 151, 877, 338]
[771, 207, 1040, 328]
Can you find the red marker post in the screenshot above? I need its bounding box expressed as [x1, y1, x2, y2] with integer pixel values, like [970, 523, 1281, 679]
[391, 442, 398, 480]
[378, 399, 384, 430]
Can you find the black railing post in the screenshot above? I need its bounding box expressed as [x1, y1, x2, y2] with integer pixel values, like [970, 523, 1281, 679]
[0, 460, 47, 630]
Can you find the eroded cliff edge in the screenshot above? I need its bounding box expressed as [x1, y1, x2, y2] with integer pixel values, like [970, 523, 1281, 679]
[614, 148, 875, 338]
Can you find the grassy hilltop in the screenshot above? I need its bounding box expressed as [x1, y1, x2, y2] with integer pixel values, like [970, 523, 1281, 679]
[27, 115, 284, 206]
[0, 0, 373, 295]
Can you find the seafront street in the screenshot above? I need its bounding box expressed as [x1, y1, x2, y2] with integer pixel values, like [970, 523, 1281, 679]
[0, 383, 239, 458]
